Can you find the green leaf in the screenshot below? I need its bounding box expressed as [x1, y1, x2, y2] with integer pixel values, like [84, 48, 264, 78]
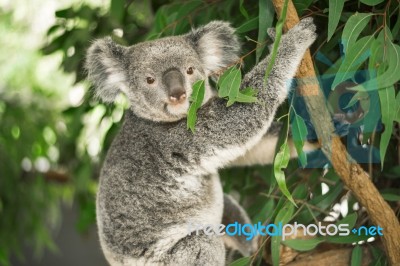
[292, 0, 313, 15]
[351, 42, 400, 91]
[351, 245, 362, 266]
[154, 7, 168, 33]
[272, 201, 294, 266]
[392, 8, 400, 38]
[55, 7, 75, 18]
[360, 0, 385, 5]
[174, 1, 203, 33]
[292, 183, 307, 199]
[381, 192, 400, 202]
[341, 13, 373, 54]
[291, 114, 308, 166]
[218, 67, 241, 99]
[236, 17, 259, 33]
[370, 246, 386, 265]
[273, 141, 296, 206]
[296, 182, 343, 224]
[229, 256, 251, 266]
[235, 91, 258, 104]
[252, 198, 275, 223]
[327, 232, 370, 244]
[332, 35, 375, 89]
[336, 212, 358, 229]
[275, 198, 295, 226]
[256, 0, 274, 63]
[239, 0, 249, 19]
[264, 0, 289, 85]
[327, 0, 345, 41]
[187, 80, 205, 133]
[217, 67, 257, 107]
[233, 87, 258, 104]
[282, 238, 324, 251]
[241, 87, 258, 96]
[378, 86, 395, 168]
[395, 92, 400, 123]
[344, 91, 368, 109]
[110, 0, 125, 24]
[176, 1, 203, 19]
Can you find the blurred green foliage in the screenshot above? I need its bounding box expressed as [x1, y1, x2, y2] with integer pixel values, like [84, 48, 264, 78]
[0, 0, 399, 265]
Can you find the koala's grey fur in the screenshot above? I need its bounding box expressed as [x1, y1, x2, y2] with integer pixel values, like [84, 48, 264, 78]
[86, 19, 317, 266]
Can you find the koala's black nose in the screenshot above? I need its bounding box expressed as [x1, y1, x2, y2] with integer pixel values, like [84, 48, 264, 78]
[169, 90, 187, 104]
[163, 68, 187, 105]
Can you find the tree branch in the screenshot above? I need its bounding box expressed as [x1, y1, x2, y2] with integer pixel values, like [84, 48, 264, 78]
[270, 0, 400, 264]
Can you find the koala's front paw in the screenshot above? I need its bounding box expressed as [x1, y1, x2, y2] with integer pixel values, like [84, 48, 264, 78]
[285, 17, 317, 50]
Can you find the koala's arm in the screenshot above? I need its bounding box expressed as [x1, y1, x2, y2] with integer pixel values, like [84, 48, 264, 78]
[157, 18, 317, 174]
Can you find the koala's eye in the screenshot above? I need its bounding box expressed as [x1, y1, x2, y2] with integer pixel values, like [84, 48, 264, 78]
[186, 67, 194, 75]
[146, 77, 155, 84]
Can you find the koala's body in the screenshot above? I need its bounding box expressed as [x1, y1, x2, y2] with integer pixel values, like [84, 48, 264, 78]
[86, 19, 317, 266]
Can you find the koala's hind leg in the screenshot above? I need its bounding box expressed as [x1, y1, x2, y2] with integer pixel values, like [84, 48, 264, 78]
[162, 232, 225, 266]
[222, 195, 258, 263]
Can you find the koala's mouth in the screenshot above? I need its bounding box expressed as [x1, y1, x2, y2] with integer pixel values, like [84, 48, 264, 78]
[163, 101, 189, 118]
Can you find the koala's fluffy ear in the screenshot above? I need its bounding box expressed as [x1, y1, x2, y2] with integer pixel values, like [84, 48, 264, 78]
[85, 37, 128, 102]
[185, 21, 240, 74]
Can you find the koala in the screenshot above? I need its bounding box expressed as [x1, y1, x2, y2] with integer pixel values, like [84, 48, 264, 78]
[85, 18, 317, 266]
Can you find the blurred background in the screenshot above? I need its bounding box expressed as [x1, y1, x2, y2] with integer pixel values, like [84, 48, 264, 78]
[0, 0, 399, 265]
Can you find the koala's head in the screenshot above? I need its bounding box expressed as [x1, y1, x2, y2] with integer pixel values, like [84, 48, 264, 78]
[85, 21, 240, 122]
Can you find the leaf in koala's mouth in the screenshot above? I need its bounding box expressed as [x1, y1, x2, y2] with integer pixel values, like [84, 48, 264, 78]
[187, 80, 205, 133]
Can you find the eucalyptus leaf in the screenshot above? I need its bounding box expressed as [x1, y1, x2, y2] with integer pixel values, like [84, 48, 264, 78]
[344, 91, 368, 109]
[234, 92, 258, 104]
[229, 256, 251, 266]
[360, 0, 385, 6]
[381, 193, 400, 202]
[351, 245, 362, 266]
[395, 92, 400, 123]
[55, 7, 75, 18]
[274, 141, 296, 206]
[291, 114, 308, 166]
[218, 67, 258, 106]
[174, 1, 203, 33]
[282, 238, 324, 251]
[239, 0, 249, 19]
[110, 0, 125, 24]
[264, 0, 289, 85]
[218, 67, 241, 99]
[332, 35, 374, 89]
[272, 201, 294, 266]
[327, 232, 370, 244]
[351, 42, 400, 91]
[292, 0, 313, 15]
[341, 13, 373, 54]
[187, 80, 205, 132]
[392, 8, 400, 38]
[252, 198, 275, 223]
[256, 0, 274, 63]
[296, 182, 343, 224]
[378, 86, 395, 168]
[236, 17, 259, 34]
[328, 0, 345, 41]
[336, 212, 358, 229]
